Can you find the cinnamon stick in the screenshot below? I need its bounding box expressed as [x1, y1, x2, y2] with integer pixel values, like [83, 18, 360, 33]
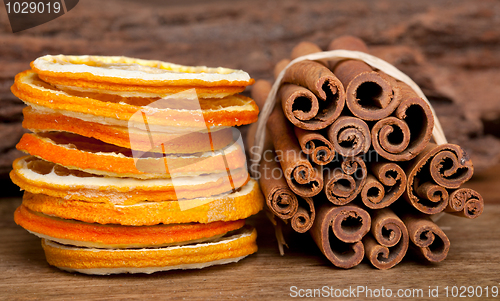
[310, 202, 371, 269]
[290, 41, 323, 60]
[363, 208, 409, 269]
[274, 59, 291, 79]
[404, 143, 474, 214]
[371, 81, 434, 161]
[267, 103, 323, 197]
[327, 116, 371, 157]
[328, 36, 399, 121]
[361, 162, 406, 209]
[247, 80, 273, 172]
[294, 127, 335, 165]
[323, 156, 367, 205]
[280, 60, 346, 130]
[259, 151, 299, 220]
[445, 188, 484, 219]
[399, 210, 451, 263]
[290, 196, 316, 233]
[248, 80, 302, 219]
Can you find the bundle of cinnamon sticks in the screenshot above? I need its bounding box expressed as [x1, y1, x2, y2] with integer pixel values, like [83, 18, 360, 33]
[248, 36, 483, 270]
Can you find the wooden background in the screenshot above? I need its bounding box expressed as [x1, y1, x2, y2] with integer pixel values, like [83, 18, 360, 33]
[1, 0, 500, 300]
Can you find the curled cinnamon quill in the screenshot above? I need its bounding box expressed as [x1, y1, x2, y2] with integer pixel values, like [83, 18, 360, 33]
[445, 188, 484, 219]
[259, 152, 299, 220]
[399, 211, 450, 263]
[294, 127, 335, 165]
[247, 80, 273, 172]
[291, 196, 316, 233]
[280, 60, 345, 130]
[327, 116, 371, 157]
[361, 162, 406, 209]
[328, 36, 399, 121]
[323, 156, 367, 205]
[310, 202, 371, 268]
[371, 81, 434, 161]
[290, 41, 323, 60]
[274, 59, 291, 79]
[267, 104, 323, 197]
[363, 208, 409, 269]
[404, 143, 474, 214]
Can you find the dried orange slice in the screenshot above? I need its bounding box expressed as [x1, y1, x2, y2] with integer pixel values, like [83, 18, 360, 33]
[22, 107, 235, 154]
[31, 55, 254, 90]
[41, 226, 257, 275]
[22, 179, 263, 225]
[16, 132, 247, 179]
[11, 156, 250, 205]
[15, 205, 245, 249]
[13, 70, 259, 127]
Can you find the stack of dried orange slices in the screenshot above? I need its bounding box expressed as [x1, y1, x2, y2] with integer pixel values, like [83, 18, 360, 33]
[11, 55, 264, 275]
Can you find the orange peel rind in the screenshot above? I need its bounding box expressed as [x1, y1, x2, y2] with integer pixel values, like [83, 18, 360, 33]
[11, 156, 250, 205]
[22, 179, 264, 225]
[13, 70, 259, 127]
[15, 205, 245, 249]
[16, 132, 247, 179]
[41, 226, 257, 275]
[31, 55, 254, 87]
[22, 107, 235, 153]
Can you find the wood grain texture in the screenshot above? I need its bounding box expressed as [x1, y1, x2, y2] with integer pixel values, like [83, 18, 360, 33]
[0, 195, 499, 300]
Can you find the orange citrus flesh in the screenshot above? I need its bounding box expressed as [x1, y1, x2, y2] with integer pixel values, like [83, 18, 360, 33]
[30, 56, 254, 87]
[15, 205, 245, 248]
[16, 132, 247, 179]
[11, 156, 250, 205]
[38, 75, 247, 98]
[13, 70, 259, 127]
[41, 227, 257, 273]
[21, 179, 264, 225]
[22, 107, 235, 153]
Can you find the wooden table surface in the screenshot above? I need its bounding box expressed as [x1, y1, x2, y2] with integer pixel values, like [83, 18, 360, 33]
[1, 167, 499, 300]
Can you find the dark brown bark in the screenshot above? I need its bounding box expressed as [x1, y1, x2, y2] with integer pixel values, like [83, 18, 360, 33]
[280, 61, 345, 130]
[327, 116, 371, 157]
[294, 127, 335, 165]
[404, 143, 474, 214]
[361, 162, 406, 209]
[371, 81, 434, 161]
[323, 156, 367, 205]
[363, 208, 409, 269]
[310, 202, 371, 269]
[328, 36, 398, 121]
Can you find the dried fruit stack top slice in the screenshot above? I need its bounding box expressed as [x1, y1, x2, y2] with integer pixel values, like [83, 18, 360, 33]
[12, 55, 259, 131]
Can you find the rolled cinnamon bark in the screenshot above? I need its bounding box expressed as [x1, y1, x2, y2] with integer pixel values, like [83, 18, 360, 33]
[327, 116, 371, 157]
[445, 188, 484, 219]
[290, 41, 323, 60]
[247, 80, 273, 170]
[280, 60, 345, 130]
[290, 196, 315, 233]
[267, 103, 323, 197]
[310, 202, 371, 269]
[404, 143, 474, 214]
[274, 59, 291, 79]
[259, 151, 299, 220]
[323, 156, 367, 205]
[399, 211, 450, 263]
[371, 81, 434, 161]
[363, 208, 409, 270]
[328, 36, 399, 121]
[294, 127, 335, 165]
[361, 162, 406, 209]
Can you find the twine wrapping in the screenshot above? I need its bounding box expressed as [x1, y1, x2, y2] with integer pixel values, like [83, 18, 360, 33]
[250, 50, 448, 178]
